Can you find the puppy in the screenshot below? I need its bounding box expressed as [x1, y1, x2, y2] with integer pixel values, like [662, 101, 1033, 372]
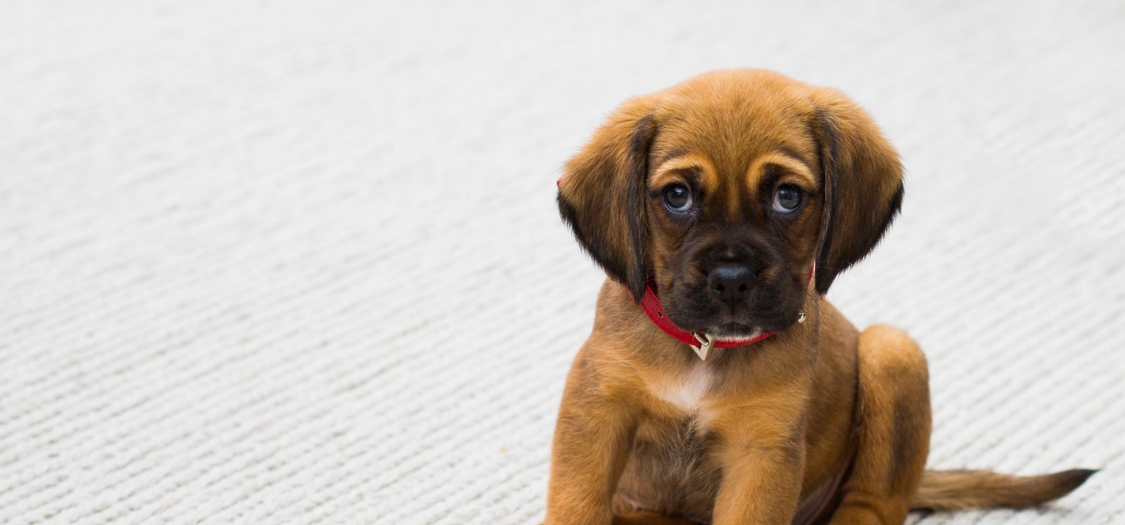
[547, 70, 1093, 525]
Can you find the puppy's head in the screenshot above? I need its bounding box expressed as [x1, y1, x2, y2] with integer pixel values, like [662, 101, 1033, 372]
[558, 70, 903, 338]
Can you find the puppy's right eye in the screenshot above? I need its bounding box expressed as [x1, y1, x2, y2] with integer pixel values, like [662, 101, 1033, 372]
[662, 184, 693, 212]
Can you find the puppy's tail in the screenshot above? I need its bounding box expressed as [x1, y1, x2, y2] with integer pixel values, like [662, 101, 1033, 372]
[910, 469, 1096, 511]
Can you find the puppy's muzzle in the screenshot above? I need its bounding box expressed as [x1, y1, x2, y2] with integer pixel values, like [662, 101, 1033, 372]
[706, 263, 757, 307]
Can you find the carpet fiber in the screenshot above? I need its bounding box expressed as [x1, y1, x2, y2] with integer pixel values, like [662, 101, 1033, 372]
[2, 2, 1123, 524]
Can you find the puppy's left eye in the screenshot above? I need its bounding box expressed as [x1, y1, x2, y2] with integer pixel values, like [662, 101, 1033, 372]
[772, 184, 804, 214]
[663, 183, 694, 212]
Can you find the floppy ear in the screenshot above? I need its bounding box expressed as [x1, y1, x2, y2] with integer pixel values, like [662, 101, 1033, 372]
[557, 95, 659, 302]
[810, 88, 905, 295]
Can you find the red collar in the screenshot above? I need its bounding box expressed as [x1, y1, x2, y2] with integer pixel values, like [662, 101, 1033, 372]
[637, 264, 815, 360]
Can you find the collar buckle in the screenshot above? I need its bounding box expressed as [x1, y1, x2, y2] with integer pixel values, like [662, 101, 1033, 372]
[691, 333, 715, 361]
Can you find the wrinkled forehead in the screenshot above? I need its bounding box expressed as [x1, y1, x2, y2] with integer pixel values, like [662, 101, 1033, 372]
[648, 97, 821, 205]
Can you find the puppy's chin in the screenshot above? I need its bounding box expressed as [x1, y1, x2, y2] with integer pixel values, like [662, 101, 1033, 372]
[659, 277, 808, 336]
[708, 323, 765, 343]
[663, 296, 805, 337]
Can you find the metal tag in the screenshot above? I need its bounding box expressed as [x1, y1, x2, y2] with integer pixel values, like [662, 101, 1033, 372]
[691, 333, 715, 361]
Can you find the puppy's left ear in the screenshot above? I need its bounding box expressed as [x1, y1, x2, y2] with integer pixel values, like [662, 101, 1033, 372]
[810, 88, 905, 295]
[557, 95, 659, 302]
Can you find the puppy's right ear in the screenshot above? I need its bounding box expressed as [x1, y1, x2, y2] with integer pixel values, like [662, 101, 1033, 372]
[557, 95, 659, 302]
[809, 88, 905, 295]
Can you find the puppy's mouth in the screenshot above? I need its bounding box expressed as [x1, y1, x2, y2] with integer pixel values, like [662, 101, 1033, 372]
[659, 274, 807, 336]
[707, 322, 764, 342]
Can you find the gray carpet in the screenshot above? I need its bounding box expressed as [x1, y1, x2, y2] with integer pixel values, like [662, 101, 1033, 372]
[1, 2, 1122, 524]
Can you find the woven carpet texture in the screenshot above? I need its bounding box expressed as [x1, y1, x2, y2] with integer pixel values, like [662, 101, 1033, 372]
[2, 2, 1123, 524]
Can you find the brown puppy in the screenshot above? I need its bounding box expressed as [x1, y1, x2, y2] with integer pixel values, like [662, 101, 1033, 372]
[547, 70, 1093, 525]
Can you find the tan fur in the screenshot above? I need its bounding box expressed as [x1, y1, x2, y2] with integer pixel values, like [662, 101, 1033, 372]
[913, 469, 1097, 512]
[547, 70, 1092, 525]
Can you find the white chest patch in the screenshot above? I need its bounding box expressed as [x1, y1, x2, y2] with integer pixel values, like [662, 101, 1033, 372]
[654, 362, 714, 416]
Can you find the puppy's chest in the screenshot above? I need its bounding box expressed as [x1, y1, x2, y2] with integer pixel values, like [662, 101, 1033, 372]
[633, 363, 727, 474]
[621, 363, 726, 520]
[644, 362, 721, 430]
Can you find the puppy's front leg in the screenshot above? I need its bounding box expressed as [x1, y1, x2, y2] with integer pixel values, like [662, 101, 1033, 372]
[544, 351, 637, 525]
[711, 396, 808, 525]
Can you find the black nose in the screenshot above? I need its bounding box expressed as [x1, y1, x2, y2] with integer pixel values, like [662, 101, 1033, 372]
[707, 264, 755, 306]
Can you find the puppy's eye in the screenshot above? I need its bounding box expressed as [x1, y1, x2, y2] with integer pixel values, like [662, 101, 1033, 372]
[663, 184, 693, 212]
[772, 184, 804, 214]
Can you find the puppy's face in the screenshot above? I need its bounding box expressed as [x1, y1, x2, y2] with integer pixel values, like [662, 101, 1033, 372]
[642, 92, 825, 336]
[559, 70, 903, 338]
